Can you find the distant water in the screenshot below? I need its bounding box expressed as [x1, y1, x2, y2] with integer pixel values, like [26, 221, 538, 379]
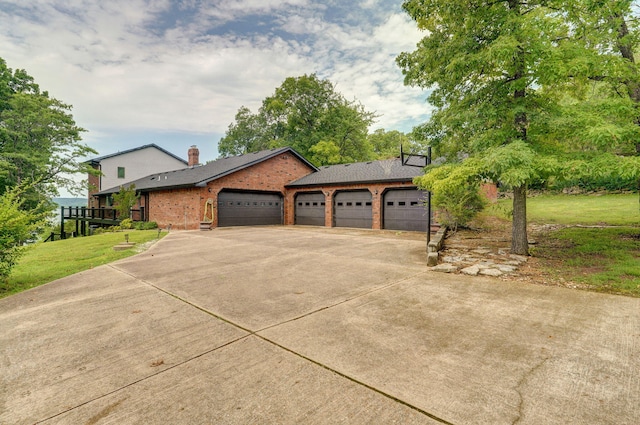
[53, 197, 87, 208]
[52, 197, 87, 223]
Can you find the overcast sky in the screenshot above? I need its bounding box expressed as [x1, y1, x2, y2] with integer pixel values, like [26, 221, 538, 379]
[1, 0, 431, 180]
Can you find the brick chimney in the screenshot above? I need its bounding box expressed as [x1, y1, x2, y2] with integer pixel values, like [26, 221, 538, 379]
[188, 145, 199, 167]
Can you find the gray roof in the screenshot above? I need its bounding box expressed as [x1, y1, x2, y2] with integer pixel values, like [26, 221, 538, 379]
[97, 147, 317, 195]
[86, 144, 187, 165]
[286, 158, 425, 187]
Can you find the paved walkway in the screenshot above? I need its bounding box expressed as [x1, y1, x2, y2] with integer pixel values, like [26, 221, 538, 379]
[1, 227, 638, 424]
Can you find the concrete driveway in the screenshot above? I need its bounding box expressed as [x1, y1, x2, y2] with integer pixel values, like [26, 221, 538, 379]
[1, 227, 638, 424]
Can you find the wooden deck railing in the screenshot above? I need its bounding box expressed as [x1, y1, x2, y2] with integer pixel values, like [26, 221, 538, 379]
[56, 206, 146, 240]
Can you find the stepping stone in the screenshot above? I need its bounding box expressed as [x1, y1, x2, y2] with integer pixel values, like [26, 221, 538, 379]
[431, 264, 459, 273]
[461, 265, 480, 276]
[496, 264, 517, 273]
[479, 268, 503, 277]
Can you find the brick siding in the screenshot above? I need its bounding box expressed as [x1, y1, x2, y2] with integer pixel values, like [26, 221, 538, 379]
[150, 152, 315, 230]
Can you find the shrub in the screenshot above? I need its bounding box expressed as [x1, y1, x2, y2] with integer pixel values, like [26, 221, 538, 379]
[133, 221, 158, 230]
[120, 218, 133, 229]
[432, 184, 486, 232]
[0, 185, 47, 282]
[414, 163, 486, 232]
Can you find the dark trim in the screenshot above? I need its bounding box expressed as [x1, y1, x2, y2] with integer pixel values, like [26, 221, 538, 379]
[286, 178, 414, 188]
[84, 144, 188, 165]
[196, 147, 317, 187]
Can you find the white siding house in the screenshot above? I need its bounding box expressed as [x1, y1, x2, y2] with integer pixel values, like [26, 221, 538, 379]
[87, 144, 188, 206]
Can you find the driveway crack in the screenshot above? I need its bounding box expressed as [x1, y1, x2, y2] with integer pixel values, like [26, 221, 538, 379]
[512, 357, 550, 425]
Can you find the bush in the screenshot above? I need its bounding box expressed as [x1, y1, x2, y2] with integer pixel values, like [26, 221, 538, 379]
[0, 185, 47, 282]
[414, 163, 486, 232]
[120, 218, 133, 229]
[133, 221, 158, 230]
[433, 184, 486, 232]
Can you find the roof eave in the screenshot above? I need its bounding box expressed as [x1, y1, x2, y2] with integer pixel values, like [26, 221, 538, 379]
[286, 177, 416, 188]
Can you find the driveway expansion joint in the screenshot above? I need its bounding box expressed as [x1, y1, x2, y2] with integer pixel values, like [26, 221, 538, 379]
[105, 264, 456, 424]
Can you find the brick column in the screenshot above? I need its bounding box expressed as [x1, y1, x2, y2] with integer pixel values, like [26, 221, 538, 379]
[324, 189, 335, 227]
[371, 186, 382, 230]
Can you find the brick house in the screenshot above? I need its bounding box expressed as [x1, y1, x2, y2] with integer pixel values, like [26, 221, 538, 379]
[94, 146, 431, 232]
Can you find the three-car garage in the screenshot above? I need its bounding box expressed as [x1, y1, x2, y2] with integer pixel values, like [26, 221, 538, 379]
[292, 188, 430, 232]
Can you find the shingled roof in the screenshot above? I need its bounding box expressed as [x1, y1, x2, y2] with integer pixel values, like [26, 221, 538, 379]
[96, 147, 317, 195]
[86, 143, 187, 165]
[286, 158, 425, 187]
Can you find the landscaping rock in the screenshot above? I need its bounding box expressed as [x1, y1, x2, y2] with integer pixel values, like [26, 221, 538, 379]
[461, 265, 480, 276]
[479, 268, 503, 277]
[431, 264, 459, 273]
[496, 264, 517, 273]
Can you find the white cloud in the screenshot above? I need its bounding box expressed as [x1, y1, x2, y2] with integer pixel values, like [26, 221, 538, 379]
[0, 0, 431, 157]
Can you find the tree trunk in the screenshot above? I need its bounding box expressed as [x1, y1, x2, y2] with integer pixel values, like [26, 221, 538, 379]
[511, 185, 529, 255]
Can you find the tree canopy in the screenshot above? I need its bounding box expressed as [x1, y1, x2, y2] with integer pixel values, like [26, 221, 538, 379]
[398, 0, 640, 255]
[218, 74, 378, 165]
[0, 57, 96, 281]
[0, 58, 97, 208]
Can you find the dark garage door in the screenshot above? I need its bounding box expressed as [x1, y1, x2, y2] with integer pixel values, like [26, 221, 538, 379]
[218, 191, 283, 227]
[334, 191, 372, 229]
[295, 192, 325, 226]
[383, 189, 428, 232]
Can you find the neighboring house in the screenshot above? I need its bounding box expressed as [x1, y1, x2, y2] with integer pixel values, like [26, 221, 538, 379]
[92, 146, 431, 232]
[87, 144, 189, 207]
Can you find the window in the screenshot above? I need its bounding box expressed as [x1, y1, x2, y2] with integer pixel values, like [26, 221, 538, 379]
[117, 167, 125, 179]
[387, 201, 394, 206]
[355, 202, 362, 206]
[365, 202, 372, 206]
[398, 201, 406, 206]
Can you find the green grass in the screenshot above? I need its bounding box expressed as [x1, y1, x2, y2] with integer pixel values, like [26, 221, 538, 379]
[486, 192, 640, 296]
[534, 226, 640, 296]
[1, 230, 166, 299]
[494, 193, 639, 225]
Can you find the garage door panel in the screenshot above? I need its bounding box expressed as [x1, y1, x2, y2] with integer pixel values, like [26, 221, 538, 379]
[295, 192, 325, 226]
[334, 191, 372, 229]
[218, 191, 283, 227]
[383, 189, 428, 232]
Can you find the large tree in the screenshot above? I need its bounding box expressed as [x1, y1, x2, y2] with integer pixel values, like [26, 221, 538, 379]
[561, 2, 640, 191]
[0, 58, 97, 208]
[397, 0, 640, 255]
[218, 74, 376, 165]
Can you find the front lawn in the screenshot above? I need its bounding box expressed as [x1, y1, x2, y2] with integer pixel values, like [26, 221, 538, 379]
[481, 193, 639, 296]
[1, 230, 167, 299]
